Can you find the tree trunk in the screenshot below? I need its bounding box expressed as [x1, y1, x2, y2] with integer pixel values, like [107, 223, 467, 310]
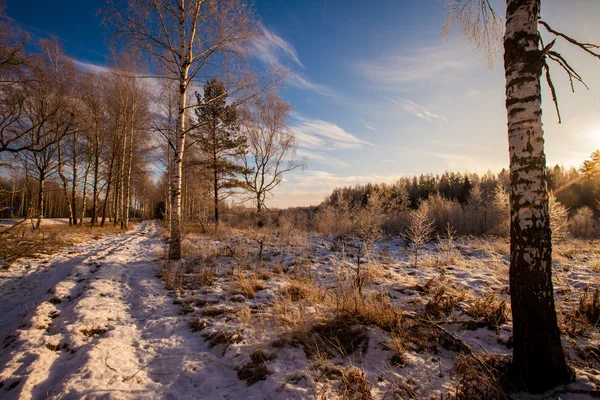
[71, 131, 78, 227]
[57, 142, 73, 225]
[169, 66, 189, 260]
[504, 0, 571, 391]
[123, 99, 135, 229]
[80, 153, 91, 226]
[118, 118, 128, 228]
[91, 122, 101, 227]
[213, 151, 219, 227]
[36, 176, 45, 230]
[101, 141, 116, 227]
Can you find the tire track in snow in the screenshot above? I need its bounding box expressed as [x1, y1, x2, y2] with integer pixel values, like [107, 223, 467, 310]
[0, 221, 263, 399]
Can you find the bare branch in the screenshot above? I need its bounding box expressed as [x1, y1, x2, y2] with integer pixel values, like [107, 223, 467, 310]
[539, 20, 600, 60]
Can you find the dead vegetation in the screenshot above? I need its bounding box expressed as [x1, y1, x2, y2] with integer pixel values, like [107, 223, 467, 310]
[466, 293, 509, 331]
[453, 353, 510, 400]
[237, 349, 276, 385]
[156, 223, 600, 397]
[229, 273, 267, 299]
[80, 327, 108, 337]
[0, 221, 128, 268]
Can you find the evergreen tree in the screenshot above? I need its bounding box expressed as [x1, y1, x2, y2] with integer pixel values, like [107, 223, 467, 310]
[193, 79, 249, 226]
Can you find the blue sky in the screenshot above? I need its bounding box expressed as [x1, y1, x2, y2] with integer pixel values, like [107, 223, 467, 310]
[5, 0, 600, 207]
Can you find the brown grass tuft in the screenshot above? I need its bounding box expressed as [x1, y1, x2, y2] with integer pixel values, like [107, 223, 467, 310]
[189, 318, 210, 332]
[337, 366, 373, 400]
[229, 273, 267, 299]
[453, 353, 509, 400]
[80, 327, 107, 337]
[466, 293, 509, 331]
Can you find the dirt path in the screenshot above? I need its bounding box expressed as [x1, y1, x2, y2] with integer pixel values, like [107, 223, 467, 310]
[0, 222, 254, 400]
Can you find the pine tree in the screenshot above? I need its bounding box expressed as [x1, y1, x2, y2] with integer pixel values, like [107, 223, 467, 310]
[193, 79, 249, 226]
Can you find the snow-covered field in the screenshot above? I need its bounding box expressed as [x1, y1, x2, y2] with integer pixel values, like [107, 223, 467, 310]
[1, 222, 599, 399]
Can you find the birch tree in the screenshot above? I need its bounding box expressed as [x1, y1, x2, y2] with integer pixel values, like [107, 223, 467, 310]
[105, 0, 258, 259]
[241, 92, 303, 222]
[445, 0, 600, 391]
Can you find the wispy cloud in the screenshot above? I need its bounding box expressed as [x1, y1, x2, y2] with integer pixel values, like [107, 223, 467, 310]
[292, 115, 372, 150]
[288, 74, 340, 98]
[252, 24, 303, 68]
[296, 149, 350, 168]
[387, 98, 448, 122]
[399, 147, 504, 173]
[360, 118, 377, 131]
[356, 44, 478, 85]
[71, 59, 111, 75]
[251, 24, 338, 98]
[291, 171, 401, 189]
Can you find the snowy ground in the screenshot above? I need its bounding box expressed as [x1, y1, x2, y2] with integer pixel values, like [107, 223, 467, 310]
[0, 221, 272, 399]
[0, 218, 91, 228]
[1, 223, 599, 399]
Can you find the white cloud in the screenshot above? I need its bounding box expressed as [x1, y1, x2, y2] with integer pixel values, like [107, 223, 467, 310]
[360, 118, 377, 131]
[287, 73, 340, 98]
[71, 59, 111, 75]
[388, 98, 448, 122]
[356, 44, 479, 85]
[267, 190, 331, 208]
[268, 172, 402, 208]
[296, 148, 350, 168]
[292, 115, 372, 150]
[250, 24, 338, 99]
[252, 24, 303, 68]
[400, 147, 505, 173]
[291, 171, 401, 190]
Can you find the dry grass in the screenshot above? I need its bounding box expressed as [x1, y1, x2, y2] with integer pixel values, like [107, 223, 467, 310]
[203, 329, 243, 348]
[161, 261, 183, 291]
[279, 274, 322, 302]
[0, 222, 129, 268]
[237, 349, 276, 385]
[337, 366, 373, 400]
[338, 292, 403, 332]
[188, 318, 210, 332]
[80, 326, 108, 337]
[385, 332, 406, 367]
[279, 315, 369, 360]
[424, 280, 467, 320]
[466, 293, 509, 331]
[229, 273, 267, 299]
[453, 353, 509, 400]
[239, 305, 253, 325]
[577, 287, 600, 326]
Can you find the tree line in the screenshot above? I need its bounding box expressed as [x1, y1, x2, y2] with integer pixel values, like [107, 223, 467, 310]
[0, 2, 301, 235]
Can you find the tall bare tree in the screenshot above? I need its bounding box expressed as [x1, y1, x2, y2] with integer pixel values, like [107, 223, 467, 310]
[241, 92, 303, 220]
[18, 40, 76, 228]
[104, 0, 259, 259]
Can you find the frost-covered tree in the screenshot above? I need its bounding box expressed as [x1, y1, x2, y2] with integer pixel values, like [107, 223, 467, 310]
[407, 204, 434, 268]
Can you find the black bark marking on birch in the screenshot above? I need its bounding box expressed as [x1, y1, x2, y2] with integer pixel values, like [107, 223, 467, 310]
[504, 0, 571, 391]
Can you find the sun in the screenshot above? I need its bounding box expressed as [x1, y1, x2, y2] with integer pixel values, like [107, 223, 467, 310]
[585, 125, 600, 151]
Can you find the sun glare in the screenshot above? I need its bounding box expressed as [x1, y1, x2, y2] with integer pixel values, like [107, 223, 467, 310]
[586, 125, 600, 151]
